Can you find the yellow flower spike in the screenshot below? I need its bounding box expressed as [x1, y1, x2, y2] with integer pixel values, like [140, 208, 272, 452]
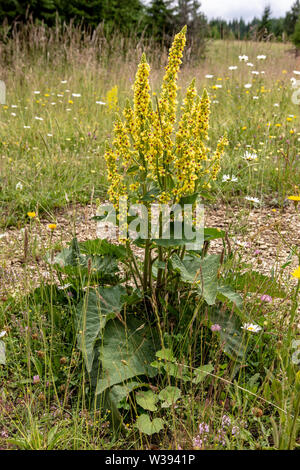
[106, 85, 119, 112]
[104, 27, 228, 222]
[159, 26, 187, 127]
[210, 134, 229, 180]
[196, 88, 210, 141]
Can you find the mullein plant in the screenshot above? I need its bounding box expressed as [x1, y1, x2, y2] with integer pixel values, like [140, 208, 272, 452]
[104, 26, 228, 294]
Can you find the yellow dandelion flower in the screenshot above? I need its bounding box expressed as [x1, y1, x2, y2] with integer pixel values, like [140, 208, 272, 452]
[291, 266, 300, 279]
[48, 224, 57, 230]
[27, 212, 36, 218]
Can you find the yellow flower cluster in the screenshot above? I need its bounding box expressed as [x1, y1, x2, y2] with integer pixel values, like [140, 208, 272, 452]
[106, 85, 119, 112]
[104, 26, 228, 209]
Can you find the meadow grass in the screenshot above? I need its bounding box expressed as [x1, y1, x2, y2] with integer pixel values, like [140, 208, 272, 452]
[0, 36, 299, 227]
[0, 29, 300, 450]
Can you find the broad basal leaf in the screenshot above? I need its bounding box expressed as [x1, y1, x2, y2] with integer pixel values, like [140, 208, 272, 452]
[136, 390, 158, 411]
[136, 414, 164, 435]
[217, 285, 243, 313]
[96, 318, 157, 395]
[79, 239, 127, 260]
[77, 285, 127, 372]
[171, 253, 220, 305]
[158, 386, 181, 408]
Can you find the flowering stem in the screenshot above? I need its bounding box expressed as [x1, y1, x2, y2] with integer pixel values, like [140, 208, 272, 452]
[143, 238, 151, 292]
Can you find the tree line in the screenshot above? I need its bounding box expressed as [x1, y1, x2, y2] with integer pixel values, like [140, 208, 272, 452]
[1, 1, 300, 47]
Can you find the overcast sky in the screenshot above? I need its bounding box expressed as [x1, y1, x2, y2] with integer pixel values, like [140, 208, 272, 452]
[143, 1, 296, 22]
[196, 0, 295, 22]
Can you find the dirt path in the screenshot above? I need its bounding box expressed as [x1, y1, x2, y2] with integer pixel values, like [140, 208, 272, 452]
[0, 202, 299, 298]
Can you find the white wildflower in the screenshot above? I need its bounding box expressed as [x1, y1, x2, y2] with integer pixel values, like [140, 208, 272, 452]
[242, 151, 258, 161]
[242, 323, 262, 333]
[245, 196, 260, 204]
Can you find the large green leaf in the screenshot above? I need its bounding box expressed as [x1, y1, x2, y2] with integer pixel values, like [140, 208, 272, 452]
[152, 221, 198, 247]
[77, 285, 127, 372]
[79, 239, 127, 260]
[47, 238, 119, 282]
[217, 285, 244, 313]
[203, 227, 226, 241]
[136, 414, 164, 435]
[171, 253, 220, 305]
[158, 386, 181, 408]
[49, 238, 85, 267]
[108, 381, 141, 408]
[96, 318, 158, 395]
[136, 390, 158, 411]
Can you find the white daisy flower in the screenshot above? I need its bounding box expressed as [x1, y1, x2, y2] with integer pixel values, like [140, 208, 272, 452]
[34, 91, 40, 94]
[222, 174, 238, 183]
[96, 101, 106, 105]
[242, 151, 258, 161]
[0, 331, 6, 338]
[257, 55, 266, 60]
[245, 196, 260, 204]
[72, 93, 81, 97]
[239, 55, 248, 61]
[35, 116, 43, 121]
[244, 83, 252, 88]
[246, 62, 254, 67]
[222, 174, 231, 182]
[229, 66, 238, 70]
[16, 182, 23, 190]
[205, 74, 214, 78]
[242, 323, 262, 333]
[58, 283, 72, 290]
[293, 70, 300, 75]
[253, 96, 259, 100]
